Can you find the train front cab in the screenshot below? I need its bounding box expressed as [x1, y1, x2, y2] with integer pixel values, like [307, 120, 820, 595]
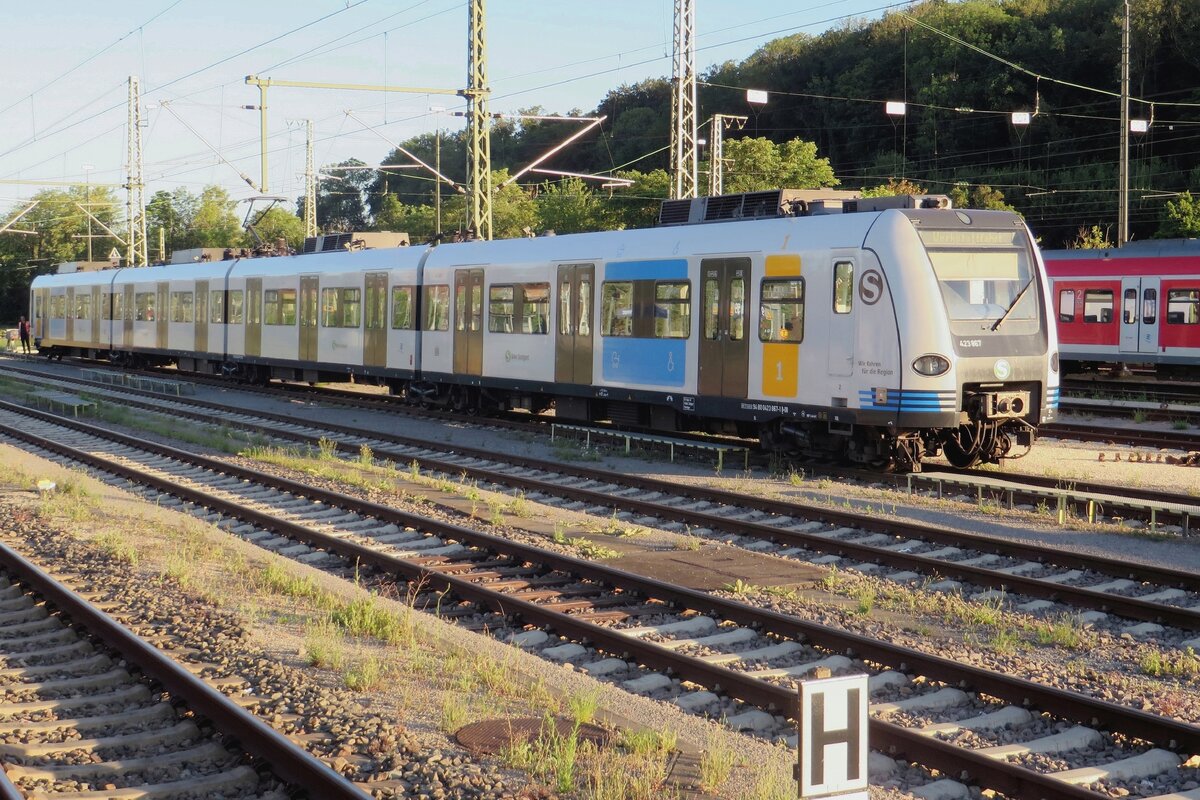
[900, 212, 1056, 468]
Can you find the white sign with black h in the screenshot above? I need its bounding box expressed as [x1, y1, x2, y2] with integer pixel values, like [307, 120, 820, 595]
[797, 673, 868, 800]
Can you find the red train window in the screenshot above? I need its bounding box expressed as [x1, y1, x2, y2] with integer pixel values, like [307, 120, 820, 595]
[1142, 288, 1157, 325]
[1058, 289, 1075, 322]
[1167, 289, 1200, 325]
[1083, 289, 1113, 323]
[1123, 289, 1137, 324]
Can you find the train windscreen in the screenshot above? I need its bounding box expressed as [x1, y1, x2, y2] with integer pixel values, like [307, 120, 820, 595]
[917, 228, 1037, 323]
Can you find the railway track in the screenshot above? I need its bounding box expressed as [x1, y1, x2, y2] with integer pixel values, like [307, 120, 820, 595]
[0, 538, 363, 799]
[4, 365, 1200, 640]
[1, 403, 1199, 798]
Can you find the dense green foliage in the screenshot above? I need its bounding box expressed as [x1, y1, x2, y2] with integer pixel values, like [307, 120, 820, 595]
[4, 0, 1199, 322]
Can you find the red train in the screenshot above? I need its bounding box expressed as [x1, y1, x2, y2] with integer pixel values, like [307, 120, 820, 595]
[1042, 239, 1200, 376]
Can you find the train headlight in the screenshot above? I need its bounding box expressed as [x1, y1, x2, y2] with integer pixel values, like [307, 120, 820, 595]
[1050, 351, 1060, 372]
[912, 354, 951, 376]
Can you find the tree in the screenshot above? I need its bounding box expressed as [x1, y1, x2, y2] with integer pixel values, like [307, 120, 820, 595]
[146, 188, 199, 254]
[720, 136, 837, 193]
[312, 159, 374, 232]
[861, 178, 927, 197]
[608, 169, 671, 230]
[1156, 191, 1200, 238]
[949, 184, 1015, 211]
[375, 195, 437, 243]
[191, 186, 243, 248]
[249, 206, 307, 250]
[536, 178, 616, 234]
[1068, 224, 1114, 249]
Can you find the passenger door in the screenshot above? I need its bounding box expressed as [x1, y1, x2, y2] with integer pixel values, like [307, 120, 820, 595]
[91, 286, 101, 345]
[195, 280, 209, 353]
[364, 272, 388, 368]
[245, 278, 262, 357]
[554, 264, 595, 384]
[156, 282, 168, 349]
[123, 285, 133, 348]
[698, 257, 749, 397]
[1119, 277, 1140, 354]
[299, 275, 319, 362]
[1120, 276, 1159, 355]
[826, 260, 855, 377]
[65, 288, 75, 344]
[453, 268, 484, 376]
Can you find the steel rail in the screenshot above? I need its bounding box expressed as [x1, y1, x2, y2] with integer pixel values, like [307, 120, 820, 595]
[0, 428, 1140, 799]
[2, 414, 1198, 766]
[3, 395, 1199, 633]
[1043, 421, 1200, 450]
[0, 540, 367, 799]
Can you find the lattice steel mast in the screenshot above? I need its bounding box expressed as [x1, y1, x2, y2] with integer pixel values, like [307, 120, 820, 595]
[708, 114, 747, 197]
[304, 120, 317, 239]
[125, 76, 148, 267]
[465, 0, 492, 239]
[670, 0, 698, 199]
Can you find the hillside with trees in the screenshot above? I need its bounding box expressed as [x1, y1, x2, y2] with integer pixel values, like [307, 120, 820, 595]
[3, 0, 1200, 321]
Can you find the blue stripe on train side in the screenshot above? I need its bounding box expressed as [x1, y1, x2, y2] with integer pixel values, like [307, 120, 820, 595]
[604, 259, 689, 281]
[857, 389, 956, 411]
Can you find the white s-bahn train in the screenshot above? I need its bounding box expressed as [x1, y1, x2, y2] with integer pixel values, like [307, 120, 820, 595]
[30, 190, 1059, 471]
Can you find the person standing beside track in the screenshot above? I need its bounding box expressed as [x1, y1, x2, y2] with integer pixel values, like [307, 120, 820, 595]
[17, 316, 31, 353]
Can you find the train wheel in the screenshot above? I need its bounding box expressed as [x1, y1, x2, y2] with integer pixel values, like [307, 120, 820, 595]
[942, 424, 983, 469]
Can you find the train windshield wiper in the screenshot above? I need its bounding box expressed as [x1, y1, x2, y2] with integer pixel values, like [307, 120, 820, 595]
[990, 278, 1034, 331]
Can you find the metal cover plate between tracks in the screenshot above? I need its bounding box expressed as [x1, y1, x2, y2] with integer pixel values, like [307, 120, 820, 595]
[607, 547, 825, 591]
[456, 717, 611, 755]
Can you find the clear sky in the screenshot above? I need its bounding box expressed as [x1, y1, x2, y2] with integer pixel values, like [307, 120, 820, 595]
[0, 0, 901, 210]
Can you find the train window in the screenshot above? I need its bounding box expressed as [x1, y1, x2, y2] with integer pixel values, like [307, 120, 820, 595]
[729, 277, 746, 340]
[1143, 289, 1157, 325]
[759, 279, 804, 343]
[522, 283, 550, 334]
[170, 291, 194, 323]
[49, 295, 65, 319]
[321, 288, 360, 328]
[264, 289, 296, 325]
[489, 285, 515, 333]
[454, 285, 468, 331]
[472, 285, 483, 331]
[134, 292, 156, 322]
[1082, 290, 1113, 323]
[1167, 289, 1200, 325]
[1123, 289, 1137, 324]
[365, 285, 386, 330]
[391, 286, 416, 330]
[227, 290, 244, 324]
[210, 291, 224, 324]
[114, 292, 125, 321]
[1057, 290, 1075, 322]
[579, 279, 592, 337]
[702, 278, 721, 340]
[101, 293, 111, 321]
[653, 282, 690, 339]
[601, 281, 633, 336]
[559, 280, 572, 335]
[74, 294, 91, 321]
[423, 285, 450, 331]
[833, 261, 853, 314]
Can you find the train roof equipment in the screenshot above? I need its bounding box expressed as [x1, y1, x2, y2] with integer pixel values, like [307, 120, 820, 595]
[657, 189, 952, 227]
